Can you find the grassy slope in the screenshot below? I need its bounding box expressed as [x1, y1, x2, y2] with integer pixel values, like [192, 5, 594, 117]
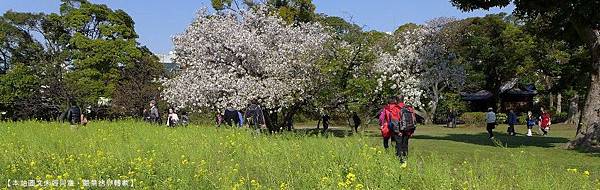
[0, 121, 598, 189]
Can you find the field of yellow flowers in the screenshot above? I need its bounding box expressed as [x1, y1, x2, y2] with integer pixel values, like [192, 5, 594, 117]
[1, 120, 599, 189]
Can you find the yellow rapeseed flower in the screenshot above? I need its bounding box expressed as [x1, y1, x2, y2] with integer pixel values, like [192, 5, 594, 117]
[583, 171, 590, 176]
[346, 173, 356, 182]
[355, 184, 364, 189]
[567, 168, 578, 173]
[338, 182, 348, 188]
[279, 182, 288, 190]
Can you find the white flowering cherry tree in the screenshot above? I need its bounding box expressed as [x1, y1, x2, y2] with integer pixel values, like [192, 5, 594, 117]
[374, 18, 465, 124]
[162, 6, 330, 118]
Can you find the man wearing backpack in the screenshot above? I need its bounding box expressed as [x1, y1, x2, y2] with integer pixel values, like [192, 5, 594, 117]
[539, 107, 551, 136]
[397, 99, 416, 164]
[65, 100, 83, 128]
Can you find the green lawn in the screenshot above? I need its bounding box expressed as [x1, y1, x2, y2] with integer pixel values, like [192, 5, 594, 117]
[0, 121, 598, 189]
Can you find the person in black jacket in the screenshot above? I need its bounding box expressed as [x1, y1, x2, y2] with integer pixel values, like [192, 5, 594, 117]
[507, 110, 518, 136]
[65, 100, 83, 128]
[245, 100, 266, 133]
[223, 103, 239, 127]
[321, 112, 330, 134]
[352, 112, 361, 133]
[447, 108, 457, 128]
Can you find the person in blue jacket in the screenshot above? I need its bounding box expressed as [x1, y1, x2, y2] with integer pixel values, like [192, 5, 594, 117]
[507, 109, 518, 136]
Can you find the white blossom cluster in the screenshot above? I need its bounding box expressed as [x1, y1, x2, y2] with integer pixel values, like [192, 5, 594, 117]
[374, 18, 465, 109]
[162, 6, 330, 111]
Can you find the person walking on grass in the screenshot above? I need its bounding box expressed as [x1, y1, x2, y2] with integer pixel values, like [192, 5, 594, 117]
[526, 111, 536, 136]
[380, 96, 414, 163]
[507, 109, 517, 136]
[397, 99, 417, 164]
[539, 107, 552, 136]
[486, 107, 497, 139]
[180, 111, 189, 126]
[224, 104, 239, 127]
[352, 111, 361, 133]
[320, 112, 330, 134]
[237, 110, 244, 128]
[149, 100, 160, 124]
[65, 100, 84, 128]
[215, 113, 223, 127]
[379, 97, 398, 150]
[167, 108, 179, 127]
[447, 108, 457, 128]
[245, 100, 266, 134]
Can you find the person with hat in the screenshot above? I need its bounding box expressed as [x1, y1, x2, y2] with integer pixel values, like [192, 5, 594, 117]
[486, 107, 497, 139]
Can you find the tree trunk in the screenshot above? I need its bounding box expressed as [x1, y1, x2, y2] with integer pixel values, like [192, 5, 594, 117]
[281, 104, 301, 131]
[414, 109, 430, 124]
[568, 29, 600, 151]
[566, 94, 580, 125]
[428, 99, 438, 125]
[557, 93, 562, 114]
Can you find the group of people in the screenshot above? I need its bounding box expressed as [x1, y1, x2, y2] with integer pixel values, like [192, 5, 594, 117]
[215, 101, 266, 133]
[314, 111, 362, 134]
[485, 107, 552, 139]
[143, 100, 189, 127]
[378, 96, 417, 164]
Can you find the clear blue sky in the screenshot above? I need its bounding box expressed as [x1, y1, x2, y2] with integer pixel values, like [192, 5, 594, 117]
[0, 0, 514, 54]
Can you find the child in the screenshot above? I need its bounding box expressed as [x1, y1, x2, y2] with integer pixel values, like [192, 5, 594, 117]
[180, 111, 189, 126]
[539, 107, 551, 136]
[526, 111, 535, 136]
[167, 108, 179, 127]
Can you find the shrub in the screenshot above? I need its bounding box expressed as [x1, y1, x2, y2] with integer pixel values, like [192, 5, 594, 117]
[433, 93, 468, 124]
[459, 112, 486, 127]
[518, 114, 529, 125]
[496, 113, 507, 124]
[551, 112, 568, 123]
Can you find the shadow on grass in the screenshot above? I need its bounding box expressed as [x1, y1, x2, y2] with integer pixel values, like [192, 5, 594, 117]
[292, 128, 356, 138]
[412, 132, 570, 148]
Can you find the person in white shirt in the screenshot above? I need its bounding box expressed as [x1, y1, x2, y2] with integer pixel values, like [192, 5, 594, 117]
[486, 107, 497, 139]
[167, 108, 179, 127]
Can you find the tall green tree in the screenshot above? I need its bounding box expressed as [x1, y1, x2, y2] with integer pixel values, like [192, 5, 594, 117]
[454, 14, 536, 109]
[451, 0, 600, 151]
[0, 0, 162, 120]
[111, 49, 164, 118]
[211, 0, 316, 24]
[313, 15, 384, 127]
[58, 0, 143, 107]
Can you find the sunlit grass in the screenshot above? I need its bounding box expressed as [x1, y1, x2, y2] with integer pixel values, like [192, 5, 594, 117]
[0, 120, 598, 189]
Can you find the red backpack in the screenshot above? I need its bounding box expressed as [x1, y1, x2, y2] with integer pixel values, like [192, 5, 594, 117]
[379, 108, 392, 138]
